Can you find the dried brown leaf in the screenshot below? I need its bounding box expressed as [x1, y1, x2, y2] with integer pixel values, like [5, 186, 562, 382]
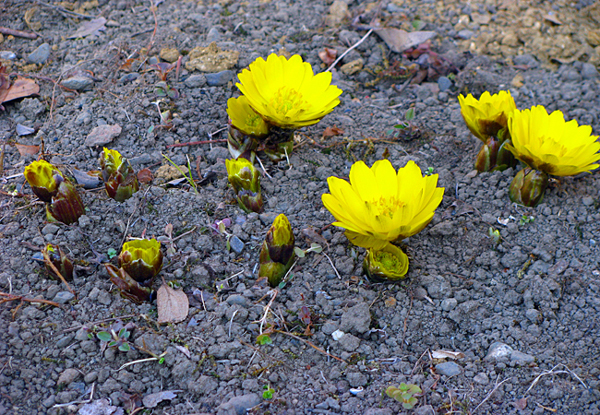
[142, 390, 182, 409]
[374, 28, 437, 53]
[69, 17, 107, 39]
[431, 350, 466, 360]
[157, 284, 189, 324]
[512, 397, 528, 410]
[137, 168, 153, 184]
[2, 77, 40, 104]
[322, 125, 344, 138]
[318, 48, 337, 65]
[15, 143, 39, 156]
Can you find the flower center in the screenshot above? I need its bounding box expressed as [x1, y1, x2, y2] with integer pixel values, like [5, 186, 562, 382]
[270, 86, 308, 116]
[245, 113, 263, 129]
[368, 196, 404, 218]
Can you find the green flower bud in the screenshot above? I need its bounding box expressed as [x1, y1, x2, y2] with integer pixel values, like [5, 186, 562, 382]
[363, 243, 409, 282]
[509, 168, 549, 207]
[259, 214, 295, 287]
[226, 157, 263, 213]
[100, 148, 139, 202]
[474, 132, 517, 172]
[46, 178, 86, 225]
[105, 264, 154, 304]
[227, 124, 259, 162]
[43, 244, 73, 281]
[118, 239, 163, 283]
[24, 160, 64, 202]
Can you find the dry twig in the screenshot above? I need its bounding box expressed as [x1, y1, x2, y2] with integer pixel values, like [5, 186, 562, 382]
[325, 29, 374, 72]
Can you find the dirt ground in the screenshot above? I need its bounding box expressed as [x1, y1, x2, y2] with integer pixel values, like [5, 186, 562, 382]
[1, 1, 600, 414]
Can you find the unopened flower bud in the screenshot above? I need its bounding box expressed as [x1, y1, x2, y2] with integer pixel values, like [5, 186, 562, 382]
[226, 157, 263, 213]
[105, 264, 154, 304]
[259, 214, 295, 287]
[363, 243, 409, 282]
[509, 168, 548, 207]
[100, 148, 139, 202]
[46, 178, 86, 225]
[118, 239, 163, 283]
[24, 160, 64, 202]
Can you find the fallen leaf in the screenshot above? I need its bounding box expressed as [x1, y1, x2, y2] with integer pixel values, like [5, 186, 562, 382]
[142, 390, 182, 409]
[374, 28, 437, 53]
[2, 77, 40, 104]
[174, 345, 191, 358]
[322, 125, 344, 138]
[544, 12, 562, 25]
[85, 124, 122, 147]
[15, 143, 39, 157]
[512, 397, 528, 410]
[69, 17, 107, 39]
[137, 168, 153, 184]
[78, 398, 124, 415]
[384, 297, 397, 307]
[511, 73, 524, 88]
[157, 284, 189, 324]
[431, 350, 466, 360]
[318, 48, 337, 65]
[72, 169, 102, 189]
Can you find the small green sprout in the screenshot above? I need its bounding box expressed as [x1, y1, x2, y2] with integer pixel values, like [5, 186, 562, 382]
[519, 215, 534, 225]
[293, 243, 323, 258]
[262, 384, 275, 400]
[97, 327, 131, 352]
[162, 153, 198, 194]
[488, 227, 501, 245]
[393, 108, 416, 130]
[107, 248, 118, 259]
[386, 383, 422, 409]
[425, 167, 435, 176]
[256, 334, 272, 345]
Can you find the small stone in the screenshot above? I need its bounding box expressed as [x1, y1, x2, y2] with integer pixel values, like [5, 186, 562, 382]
[184, 74, 207, 88]
[120, 73, 140, 83]
[339, 302, 371, 334]
[441, 298, 457, 311]
[437, 76, 452, 92]
[42, 224, 59, 235]
[206, 27, 221, 43]
[185, 42, 239, 73]
[510, 350, 535, 364]
[259, 212, 279, 226]
[205, 70, 233, 86]
[338, 333, 361, 352]
[340, 59, 363, 75]
[326, 0, 350, 26]
[581, 63, 599, 79]
[513, 54, 539, 69]
[217, 393, 260, 415]
[61, 75, 94, 91]
[53, 291, 75, 304]
[155, 164, 189, 181]
[582, 196, 594, 206]
[525, 308, 540, 322]
[485, 342, 513, 361]
[58, 368, 80, 387]
[473, 372, 489, 385]
[346, 371, 368, 387]
[27, 43, 50, 64]
[85, 124, 122, 147]
[159, 47, 180, 63]
[229, 235, 244, 254]
[457, 29, 474, 39]
[435, 361, 461, 377]
[321, 321, 338, 335]
[0, 51, 16, 60]
[225, 294, 247, 307]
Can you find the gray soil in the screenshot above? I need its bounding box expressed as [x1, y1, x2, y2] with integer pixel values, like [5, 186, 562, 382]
[1, 1, 600, 414]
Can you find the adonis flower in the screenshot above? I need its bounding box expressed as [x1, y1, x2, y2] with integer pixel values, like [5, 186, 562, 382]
[236, 54, 342, 129]
[118, 239, 163, 283]
[505, 105, 600, 206]
[259, 214, 295, 287]
[506, 106, 600, 176]
[226, 96, 268, 161]
[226, 157, 263, 213]
[363, 243, 409, 281]
[24, 160, 63, 203]
[458, 90, 517, 171]
[322, 160, 444, 250]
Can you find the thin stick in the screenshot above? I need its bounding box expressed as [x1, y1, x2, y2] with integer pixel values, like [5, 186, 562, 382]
[255, 155, 273, 179]
[326, 29, 373, 72]
[473, 376, 511, 413]
[42, 250, 76, 299]
[146, 0, 159, 54]
[273, 329, 346, 363]
[526, 364, 588, 393]
[322, 252, 341, 279]
[0, 27, 37, 39]
[118, 357, 158, 371]
[0, 292, 60, 308]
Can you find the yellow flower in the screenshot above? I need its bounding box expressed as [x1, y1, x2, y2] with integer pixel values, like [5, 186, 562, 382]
[505, 105, 600, 176]
[458, 90, 516, 141]
[226, 96, 269, 137]
[24, 160, 64, 203]
[322, 160, 444, 249]
[236, 54, 342, 128]
[363, 243, 409, 282]
[119, 239, 163, 282]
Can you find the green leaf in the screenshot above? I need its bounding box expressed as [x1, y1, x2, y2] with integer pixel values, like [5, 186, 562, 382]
[119, 343, 131, 352]
[294, 247, 305, 258]
[308, 243, 322, 253]
[118, 328, 130, 339]
[256, 334, 272, 345]
[106, 248, 117, 259]
[262, 389, 274, 400]
[97, 331, 111, 342]
[405, 107, 415, 121]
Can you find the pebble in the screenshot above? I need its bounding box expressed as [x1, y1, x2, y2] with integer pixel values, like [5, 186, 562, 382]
[27, 43, 50, 64]
[485, 342, 513, 360]
[42, 224, 59, 235]
[581, 63, 599, 79]
[53, 291, 75, 304]
[61, 75, 94, 91]
[473, 372, 489, 385]
[338, 333, 361, 352]
[435, 361, 462, 377]
[346, 371, 368, 387]
[217, 393, 260, 415]
[437, 76, 452, 92]
[513, 54, 539, 68]
[119, 73, 140, 83]
[339, 302, 371, 334]
[85, 124, 122, 147]
[184, 74, 207, 88]
[57, 368, 80, 386]
[225, 294, 248, 307]
[457, 29, 474, 39]
[205, 70, 234, 86]
[229, 235, 245, 254]
[441, 298, 457, 311]
[0, 51, 16, 60]
[206, 27, 221, 43]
